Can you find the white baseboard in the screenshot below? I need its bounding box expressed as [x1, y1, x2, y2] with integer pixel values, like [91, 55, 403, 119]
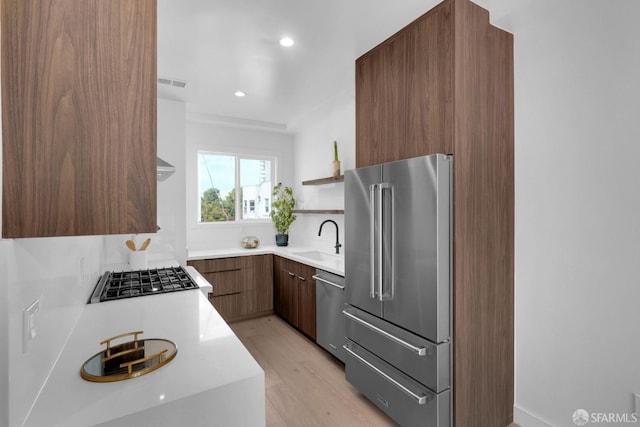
[514, 405, 554, 427]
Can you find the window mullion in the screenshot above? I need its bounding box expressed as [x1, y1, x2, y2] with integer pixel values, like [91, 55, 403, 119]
[236, 156, 241, 221]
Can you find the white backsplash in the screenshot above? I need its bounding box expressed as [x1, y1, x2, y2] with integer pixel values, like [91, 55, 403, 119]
[289, 215, 345, 254]
[102, 233, 178, 269]
[187, 222, 277, 253]
[5, 235, 103, 427]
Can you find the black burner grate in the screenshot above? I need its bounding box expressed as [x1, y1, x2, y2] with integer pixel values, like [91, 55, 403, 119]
[96, 266, 199, 302]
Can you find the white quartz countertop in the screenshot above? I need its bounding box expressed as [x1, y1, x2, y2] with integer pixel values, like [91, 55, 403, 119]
[188, 245, 345, 276]
[24, 272, 264, 427]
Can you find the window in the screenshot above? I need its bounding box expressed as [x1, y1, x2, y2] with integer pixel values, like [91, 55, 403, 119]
[198, 152, 273, 223]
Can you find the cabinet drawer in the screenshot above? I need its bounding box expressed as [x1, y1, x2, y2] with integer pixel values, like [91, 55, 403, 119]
[344, 305, 450, 393]
[190, 255, 273, 323]
[204, 270, 244, 296]
[344, 340, 450, 427]
[189, 257, 246, 274]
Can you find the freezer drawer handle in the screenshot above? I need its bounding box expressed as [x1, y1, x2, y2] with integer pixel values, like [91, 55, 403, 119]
[342, 310, 429, 356]
[312, 275, 345, 290]
[343, 345, 431, 405]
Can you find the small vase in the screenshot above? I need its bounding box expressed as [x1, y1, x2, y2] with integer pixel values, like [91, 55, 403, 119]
[275, 234, 289, 247]
[332, 160, 341, 178]
[241, 236, 260, 249]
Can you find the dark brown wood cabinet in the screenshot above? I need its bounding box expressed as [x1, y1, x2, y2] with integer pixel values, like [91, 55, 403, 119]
[188, 255, 273, 323]
[273, 256, 316, 340]
[355, 0, 514, 425]
[1, 0, 157, 238]
[296, 262, 317, 340]
[273, 256, 298, 326]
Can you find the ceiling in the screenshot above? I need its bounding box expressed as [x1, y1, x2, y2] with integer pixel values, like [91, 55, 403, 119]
[157, 0, 530, 130]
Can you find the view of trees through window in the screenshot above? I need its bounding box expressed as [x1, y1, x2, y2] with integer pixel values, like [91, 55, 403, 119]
[198, 152, 273, 223]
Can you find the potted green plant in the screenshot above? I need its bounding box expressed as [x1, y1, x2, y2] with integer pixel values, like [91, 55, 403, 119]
[270, 183, 296, 246]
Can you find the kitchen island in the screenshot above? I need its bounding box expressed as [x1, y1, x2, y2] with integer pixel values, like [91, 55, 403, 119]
[23, 270, 264, 427]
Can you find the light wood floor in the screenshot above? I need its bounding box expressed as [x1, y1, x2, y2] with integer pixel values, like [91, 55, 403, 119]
[230, 315, 397, 427]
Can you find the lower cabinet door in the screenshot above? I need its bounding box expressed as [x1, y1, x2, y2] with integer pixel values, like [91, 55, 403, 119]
[343, 340, 451, 427]
[296, 264, 316, 340]
[209, 291, 255, 323]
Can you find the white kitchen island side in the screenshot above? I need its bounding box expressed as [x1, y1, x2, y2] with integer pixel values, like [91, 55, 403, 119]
[23, 285, 265, 427]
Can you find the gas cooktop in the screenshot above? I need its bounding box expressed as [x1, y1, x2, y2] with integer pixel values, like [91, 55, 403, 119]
[88, 266, 199, 304]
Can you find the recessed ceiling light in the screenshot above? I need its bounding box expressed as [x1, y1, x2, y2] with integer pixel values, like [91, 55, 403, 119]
[234, 91, 246, 97]
[279, 37, 294, 47]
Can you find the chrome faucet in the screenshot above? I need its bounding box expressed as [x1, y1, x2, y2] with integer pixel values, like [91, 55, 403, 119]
[318, 219, 342, 255]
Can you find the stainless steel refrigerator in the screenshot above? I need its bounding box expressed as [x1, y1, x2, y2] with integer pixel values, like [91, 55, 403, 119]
[343, 154, 452, 427]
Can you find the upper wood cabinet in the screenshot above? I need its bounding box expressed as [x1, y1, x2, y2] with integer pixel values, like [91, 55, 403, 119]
[356, 0, 485, 166]
[1, 0, 157, 238]
[355, 0, 514, 425]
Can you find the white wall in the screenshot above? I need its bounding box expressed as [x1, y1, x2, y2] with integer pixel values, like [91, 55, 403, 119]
[510, 1, 640, 425]
[157, 98, 188, 264]
[185, 116, 295, 251]
[288, 89, 355, 252]
[0, 240, 9, 427]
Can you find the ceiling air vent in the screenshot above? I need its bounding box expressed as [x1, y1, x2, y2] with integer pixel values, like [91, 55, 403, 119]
[157, 77, 188, 88]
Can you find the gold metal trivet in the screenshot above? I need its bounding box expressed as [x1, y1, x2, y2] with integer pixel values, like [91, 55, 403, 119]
[80, 331, 177, 382]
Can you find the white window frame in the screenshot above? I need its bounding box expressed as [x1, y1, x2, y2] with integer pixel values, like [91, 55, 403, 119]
[196, 150, 276, 225]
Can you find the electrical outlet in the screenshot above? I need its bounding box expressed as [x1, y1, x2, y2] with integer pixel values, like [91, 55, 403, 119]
[22, 298, 40, 354]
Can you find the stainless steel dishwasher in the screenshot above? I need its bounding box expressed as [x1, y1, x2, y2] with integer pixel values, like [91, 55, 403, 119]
[314, 269, 346, 362]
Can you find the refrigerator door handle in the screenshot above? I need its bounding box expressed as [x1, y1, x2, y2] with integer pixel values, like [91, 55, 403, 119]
[343, 344, 431, 405]
[342, 310, 429, 356]
[379, 182, 394, 301]
[377, 182, 385, 301]
[369, 183, 378, 299]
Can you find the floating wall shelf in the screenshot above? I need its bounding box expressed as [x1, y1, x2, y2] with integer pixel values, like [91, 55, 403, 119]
[301, 176, 344, 186]
[292, 210, 344, 215]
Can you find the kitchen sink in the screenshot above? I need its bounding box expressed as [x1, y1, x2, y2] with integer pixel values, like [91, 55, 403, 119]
[291, 250, 345, 274]
[293, 250, 343, 262]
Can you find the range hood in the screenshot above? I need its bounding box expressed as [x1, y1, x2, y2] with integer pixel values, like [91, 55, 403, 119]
[157, 157, 176, 182]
